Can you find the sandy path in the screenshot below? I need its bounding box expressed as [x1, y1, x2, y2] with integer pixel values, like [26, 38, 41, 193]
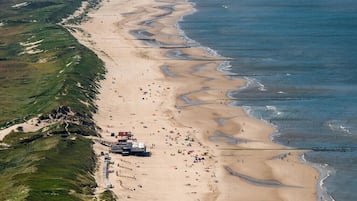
[0, 116, 52, 141]
[68, 0, 319, 200]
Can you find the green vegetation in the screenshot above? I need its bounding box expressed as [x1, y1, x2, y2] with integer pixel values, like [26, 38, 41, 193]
[99, 190, 117, 201]
[0, 0, 104, 128]
[0, 132, 97, 200]
[0, 0, 105, 200]
[66, 0, 102, 24]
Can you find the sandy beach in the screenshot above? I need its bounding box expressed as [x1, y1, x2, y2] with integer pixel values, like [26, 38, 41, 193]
[68, 0, 319, 200]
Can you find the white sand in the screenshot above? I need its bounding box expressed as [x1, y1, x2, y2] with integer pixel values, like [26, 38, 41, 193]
[12, 2, 30, 9]
[19, 39, 43, 55]
[0, 116, 54, 141]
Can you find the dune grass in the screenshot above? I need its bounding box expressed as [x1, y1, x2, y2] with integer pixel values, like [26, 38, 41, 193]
[0, 132, 97, 200]
[99, 190, 117, 201]
[0, 0, 105, 200]
[0, 0, 104, 128]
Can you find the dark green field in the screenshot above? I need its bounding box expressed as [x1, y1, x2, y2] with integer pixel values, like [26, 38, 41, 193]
[0, 0, 113, 200]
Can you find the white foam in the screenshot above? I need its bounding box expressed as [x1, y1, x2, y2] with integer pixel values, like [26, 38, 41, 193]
[325, 120, 352, 136]
[266, 105, 275, 110]
[339, 126, 351, 135]
[300, 154, 336, 201]
[237, 76, 253, 91]
[242, 106, 253, 116]
[217, 61, 232, 72]
[266, 105, 283, 116]
[239, 77, 267, 92]
[176, 2, 228, 59]
[319, 164, 336, 201]
[257, 80, 267, 91]
[262, 57, 274, 62]
[300, 153, 307, 163]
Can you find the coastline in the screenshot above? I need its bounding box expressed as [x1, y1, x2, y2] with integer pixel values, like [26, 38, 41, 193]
[69, 0, 319, 200]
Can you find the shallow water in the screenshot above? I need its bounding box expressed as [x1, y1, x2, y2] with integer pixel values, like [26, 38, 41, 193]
[180, 0, 357, 200]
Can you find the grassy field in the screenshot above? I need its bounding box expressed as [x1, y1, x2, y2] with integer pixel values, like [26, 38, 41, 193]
[0, 0, 106, 200]
[0, 0, 104, 127]
[1, 132, 96, 200]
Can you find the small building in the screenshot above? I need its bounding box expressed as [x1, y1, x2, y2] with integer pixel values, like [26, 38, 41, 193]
[110, 132, 146, 156]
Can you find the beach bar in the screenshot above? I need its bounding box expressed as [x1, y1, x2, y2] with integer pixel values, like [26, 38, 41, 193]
[110, 131, 147, 156]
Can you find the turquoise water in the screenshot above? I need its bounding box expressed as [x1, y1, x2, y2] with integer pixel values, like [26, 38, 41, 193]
[180, 0, 357, 200]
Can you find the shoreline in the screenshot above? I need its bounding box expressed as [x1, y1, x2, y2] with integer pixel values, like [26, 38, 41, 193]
[69, 0, 319, 200]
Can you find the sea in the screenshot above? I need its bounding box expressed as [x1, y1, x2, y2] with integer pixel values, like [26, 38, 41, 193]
[179, 0, 357, 200]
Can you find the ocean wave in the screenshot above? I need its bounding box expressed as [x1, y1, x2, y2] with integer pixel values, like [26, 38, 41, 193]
[257, 80, 267, 91]
[179, 1, 356, 200]
[242, 105, 253, 116]
[241, 105, 279, 128]
[176, 21, 222, 58]
[266, 105, 283, 116]
[176, 3, 228, 59]
[325, 120, 352, 136]
[300, 154, 336, 201]
[217, 60, 232, 72]
[318, 164, 336, 201]
[238, 76, 267, 92]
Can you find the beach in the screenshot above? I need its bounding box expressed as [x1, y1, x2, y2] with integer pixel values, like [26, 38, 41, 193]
[68, 0, 319, 200]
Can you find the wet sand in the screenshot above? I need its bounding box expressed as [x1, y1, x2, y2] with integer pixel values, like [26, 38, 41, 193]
[68, 0, 319, 200]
